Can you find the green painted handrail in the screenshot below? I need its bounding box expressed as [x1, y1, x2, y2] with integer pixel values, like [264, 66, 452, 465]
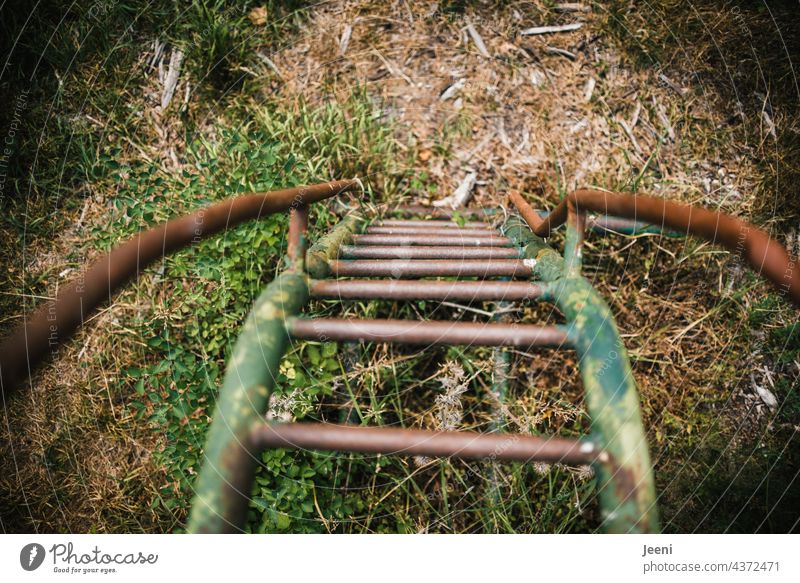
[187, 270, 310, 533]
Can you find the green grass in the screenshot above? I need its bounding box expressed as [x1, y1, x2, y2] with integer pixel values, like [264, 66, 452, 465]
[0, 0, 310, 332]
[95, 96, 401, 527]
[0, 0, 412, 532]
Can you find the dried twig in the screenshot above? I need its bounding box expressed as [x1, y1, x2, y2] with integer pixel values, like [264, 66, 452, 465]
[751, 368, 778, 411]
[372, 49, 414, 85]
[256, 52, 283, 79]
[651, 96, 675, 141]
[761, 110, 777, 140]
[658, 73, 686, 97]
[520, 23, 583, 36]
[440, 78, 465, 101]
[465, 22, 491, 58]
[555, 3, 590, 12]
[181, 81, 191, 112]
[630, 100, 642, 128]
[434, 172, 478, 208]
[570, 117, 589, 134]
[545, 46, 576, 61]
[150, 38, 166, 69]
[619, 119, 642, 153]
[160, 48, 184, 110]
[339, 24, 352, 56]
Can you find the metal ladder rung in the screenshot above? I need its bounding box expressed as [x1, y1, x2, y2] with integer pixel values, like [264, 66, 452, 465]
[392, 205, 497, 219]
[352, 234, 512, 247]
[310, 279, 545, 301]
[250, 422, 600, 465]
[288, 318, 568, 348]
[339, 245, 520, 259]
[375, 219, 492, 228]
[366, 226, 500, 236]
[329, 259, 532, 278]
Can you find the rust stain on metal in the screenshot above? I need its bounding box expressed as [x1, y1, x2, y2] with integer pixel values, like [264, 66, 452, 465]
[288, 317, 569, 348]
[250, 422, 600, 465]
[310, 279, 546, 301]
[329, 259, 533, 278]
[339, 245, 520, 259]
[508, 190, 546, 232]
[286, 204, 309, 265]
[392, 205, 496, 219]
[352, 234, 512, 247]
[366, 226, 500, 236]
[375, 219, 491, 228]
[514, 189, 800, 305]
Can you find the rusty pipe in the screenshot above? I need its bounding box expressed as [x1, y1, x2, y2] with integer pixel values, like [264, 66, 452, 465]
[393, 205, 497, 218]
[352, 234, 512, 247]
[339, 245, 520, 259]
[0, 179, 360, 397]
[507, 193, 671, 236]
[329, 259, 533, 278]
[286, 204, 309, 265]
[511, 189, 800, 306]
[250, 422, 601, 465]
[309, 279, 546, 301]
[365, 226, 500, 236]
[508, 190, 545, 233]
[375, 219, 491, 228]
[288, 318, 569, 348]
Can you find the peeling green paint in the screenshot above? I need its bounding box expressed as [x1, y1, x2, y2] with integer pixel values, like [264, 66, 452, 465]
[187, 271, 309, 533]
[503, 212, 659, 533]
[552, 277, 659, 533]
[306, 214, 363, 278]
[563, 217, 583, 277]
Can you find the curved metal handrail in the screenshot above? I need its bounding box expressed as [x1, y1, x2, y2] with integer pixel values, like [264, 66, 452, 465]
[510, 189, 800, 306]
[0, 180, 360, 398]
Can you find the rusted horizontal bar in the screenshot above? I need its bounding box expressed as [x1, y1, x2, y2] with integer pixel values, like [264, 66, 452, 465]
[393, 205, 497, 218]
[339, 245, 520, 259]
[375, 219, 492, 228]
[309, 279, 546, 301]
[352, 234, 512, 247]
[366, 226, 499, 236]
[508, 192, 670, 236]
[0, 179, 360, 396]
[287, 318, 569, 348]
[514, 189, 800, 306]
[250, 422, 600, 465]
[329, 259, 533, 278]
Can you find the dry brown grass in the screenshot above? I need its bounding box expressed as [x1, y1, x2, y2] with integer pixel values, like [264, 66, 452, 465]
[0, 303, 170, 532]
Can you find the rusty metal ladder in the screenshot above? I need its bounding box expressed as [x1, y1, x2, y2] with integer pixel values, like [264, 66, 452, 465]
[186, 199, 664, 534]
[4, 179, 797, 534]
